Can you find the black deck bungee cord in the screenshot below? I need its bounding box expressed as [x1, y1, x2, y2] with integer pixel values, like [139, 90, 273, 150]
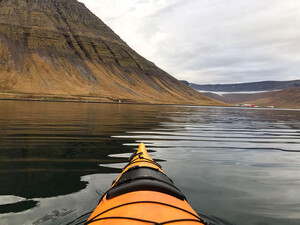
[87, 201, 201, 222]
[125, 151, 162, 170]
[85, 201, 209, 225]
[86, 216, 207, 225]
[82, 150, 209, 225]
[123, 157, 162, 170]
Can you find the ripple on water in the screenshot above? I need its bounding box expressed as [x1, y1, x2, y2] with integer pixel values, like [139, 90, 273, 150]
[112, 107, 300, 225]
[0, 102, 299, 225]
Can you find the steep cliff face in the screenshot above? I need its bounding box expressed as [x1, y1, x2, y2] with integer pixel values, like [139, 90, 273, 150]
[0, 0, 223, 105]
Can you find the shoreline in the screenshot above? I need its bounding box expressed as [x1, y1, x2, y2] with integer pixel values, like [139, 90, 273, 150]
[0, 92, 228, 107]
[0, 97, 299, 110]
[0, 97, 228, 107]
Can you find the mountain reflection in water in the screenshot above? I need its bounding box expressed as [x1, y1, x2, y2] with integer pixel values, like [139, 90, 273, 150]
[0, 100, 299, 225]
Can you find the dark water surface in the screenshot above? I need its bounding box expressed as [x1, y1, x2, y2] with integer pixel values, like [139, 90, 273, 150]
[0, 101, 299, 225]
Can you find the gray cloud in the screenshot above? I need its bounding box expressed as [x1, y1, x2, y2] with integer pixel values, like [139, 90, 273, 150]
[79, 0, 300, 84]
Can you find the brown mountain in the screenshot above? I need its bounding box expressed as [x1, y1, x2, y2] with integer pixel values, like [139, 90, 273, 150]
[0, 0, 224, 105]
[189, 80, 300, 92]
[200, 87, 300, 108]
[223, 87, 300, 108]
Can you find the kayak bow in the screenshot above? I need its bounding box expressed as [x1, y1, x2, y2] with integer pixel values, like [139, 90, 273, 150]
[86, 143, 206, 225]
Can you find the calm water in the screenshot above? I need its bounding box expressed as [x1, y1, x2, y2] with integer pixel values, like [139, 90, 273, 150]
[0, 101, 299, 225]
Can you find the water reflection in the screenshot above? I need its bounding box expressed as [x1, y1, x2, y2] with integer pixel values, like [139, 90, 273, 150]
[0, 101, 299, 225]
[0, 101, 170, 225]
[0, 165, 121, 199]
[0, 200, 38, 214]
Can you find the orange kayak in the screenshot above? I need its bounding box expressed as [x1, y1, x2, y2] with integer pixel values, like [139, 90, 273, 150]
[86, 143, 207, 225]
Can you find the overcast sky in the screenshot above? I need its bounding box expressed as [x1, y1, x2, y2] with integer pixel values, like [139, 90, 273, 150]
[79, 0, 300, 84]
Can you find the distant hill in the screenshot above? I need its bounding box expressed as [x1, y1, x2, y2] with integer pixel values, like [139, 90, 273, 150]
[187, 80, 300, 92]
[224, 87, 300, 108]
[200, 87, 300, 109]
[183, 80, 300, 108]
[0, 0, 224, 106]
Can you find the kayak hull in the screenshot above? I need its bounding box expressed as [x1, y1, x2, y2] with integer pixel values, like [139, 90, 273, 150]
[86, 143, 206, 225]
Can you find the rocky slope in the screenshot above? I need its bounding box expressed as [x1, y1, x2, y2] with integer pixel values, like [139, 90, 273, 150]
[0, 0, 223, 105]
[188, 80, 300, 92]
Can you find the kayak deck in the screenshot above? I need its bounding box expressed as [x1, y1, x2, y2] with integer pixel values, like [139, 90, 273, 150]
[86, 143, 207, 225]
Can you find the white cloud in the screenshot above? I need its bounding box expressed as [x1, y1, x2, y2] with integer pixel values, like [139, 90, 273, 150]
[79, 0, 300, 84]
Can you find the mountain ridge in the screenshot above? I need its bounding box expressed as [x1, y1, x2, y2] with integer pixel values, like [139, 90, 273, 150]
[184, 80, 300, 92]
[0, 0, 224, 105]
[199, 87, 300, 109]
[183, 79, 300, 108]
[224, 87, 300, 108]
